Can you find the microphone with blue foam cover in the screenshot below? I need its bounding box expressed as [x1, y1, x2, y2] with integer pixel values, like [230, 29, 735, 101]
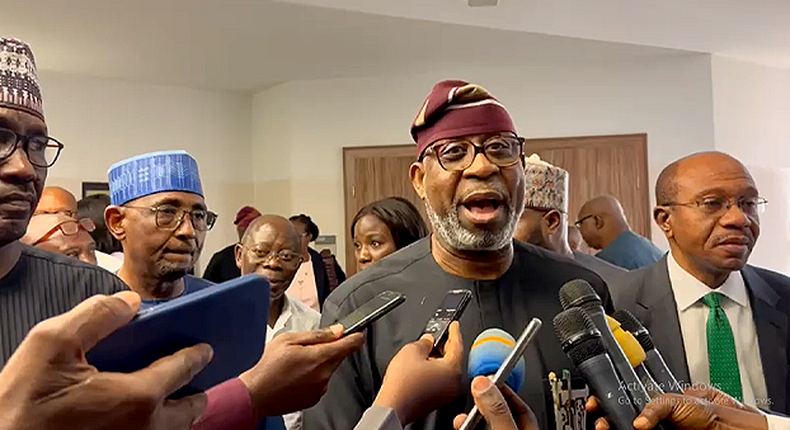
[467, 328, 526, 392]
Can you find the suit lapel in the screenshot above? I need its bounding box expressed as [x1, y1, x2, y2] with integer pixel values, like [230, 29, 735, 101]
[634, 256, 691, 383]
[742, 266, 788, 411]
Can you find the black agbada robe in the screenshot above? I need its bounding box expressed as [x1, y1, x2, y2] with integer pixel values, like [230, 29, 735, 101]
[0, 245, 128, 366]
[304, 237, 614, 430]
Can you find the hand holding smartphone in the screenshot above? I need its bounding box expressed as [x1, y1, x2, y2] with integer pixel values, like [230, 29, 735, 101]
[421, 289, 473, 354]
[334, 290, 406, 335]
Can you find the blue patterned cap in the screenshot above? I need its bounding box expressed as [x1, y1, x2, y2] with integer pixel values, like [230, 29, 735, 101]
[108, 150, 204, 206]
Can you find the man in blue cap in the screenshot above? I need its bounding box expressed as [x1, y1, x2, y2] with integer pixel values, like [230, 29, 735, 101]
[105, 150, 216, 307]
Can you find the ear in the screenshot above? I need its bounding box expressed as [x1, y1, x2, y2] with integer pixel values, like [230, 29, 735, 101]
[593, 214, 605, 231]
[654, 206, 673, 238]
[234, 243, 244, 270]
[104, 206, 127, 242]
[544, 210, 562, 235]
[410, 161, 427, 200]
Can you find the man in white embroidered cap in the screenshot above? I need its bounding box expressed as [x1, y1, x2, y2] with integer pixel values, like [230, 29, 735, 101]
[0, 37, 128, 365]
[513, 154, 625, 285]
[105, 150, 217, 309]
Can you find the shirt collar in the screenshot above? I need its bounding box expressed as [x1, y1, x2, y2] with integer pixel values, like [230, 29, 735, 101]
[667, 252, 748, 311]
[272, 295, 295, 335]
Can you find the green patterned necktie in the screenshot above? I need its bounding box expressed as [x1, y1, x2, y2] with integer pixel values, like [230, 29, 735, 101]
[702, 292, 743, 401]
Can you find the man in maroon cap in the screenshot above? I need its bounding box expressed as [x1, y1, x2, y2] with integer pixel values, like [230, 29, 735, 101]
[203, 205, 261, 283]
[305, 80, 613, 430]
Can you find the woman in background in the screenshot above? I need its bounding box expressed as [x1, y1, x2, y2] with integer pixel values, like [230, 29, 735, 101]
[351, 197, 428, 272]
[289, 214, 346, 312]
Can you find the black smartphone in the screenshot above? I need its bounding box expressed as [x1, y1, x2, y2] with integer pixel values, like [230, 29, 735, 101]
[336, 290, 406, 335]
[421, 289, 473, 351]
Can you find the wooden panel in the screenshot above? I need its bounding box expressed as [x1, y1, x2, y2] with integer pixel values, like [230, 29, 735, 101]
[523, 134, 651, 238]
[342, 134, 651, 274]
[343, 145, 423, 275]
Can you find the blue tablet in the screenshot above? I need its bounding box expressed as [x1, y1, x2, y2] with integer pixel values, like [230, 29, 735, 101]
[87, 274, 269, 396]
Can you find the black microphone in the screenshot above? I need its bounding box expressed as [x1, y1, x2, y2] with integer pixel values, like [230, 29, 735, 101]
[559, 280, 651, 411]
[613, 309, 682, 394]
[554, 308, 637, 430]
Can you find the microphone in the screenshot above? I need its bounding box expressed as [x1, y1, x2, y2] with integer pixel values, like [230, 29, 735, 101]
[559, 279, 651, 411]
[606, 316, 664, 399]
[613, 310, 682, 394]
[459, 319, 542, 430]
[468, 328, 526, 391]
[554, 308, 637, 430]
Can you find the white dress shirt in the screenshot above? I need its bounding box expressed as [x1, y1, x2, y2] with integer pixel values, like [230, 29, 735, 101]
[95, 251, 123, 273]
[667, 253, 769, 409]
[267, 294, 321, 430]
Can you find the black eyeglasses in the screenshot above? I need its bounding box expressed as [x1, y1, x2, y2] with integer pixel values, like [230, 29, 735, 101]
[422, 135, 524, 171]
[0, 127, 64, 168]
[124, 205, 218, 231]
[574, 214, 595, 228]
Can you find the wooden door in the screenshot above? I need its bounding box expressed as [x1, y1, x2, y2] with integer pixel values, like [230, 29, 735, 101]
[343, 145, 424, 275]
[523, 133, 651, 238]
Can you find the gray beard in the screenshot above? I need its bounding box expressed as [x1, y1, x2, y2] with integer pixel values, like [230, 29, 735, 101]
[425, 197, 522, 252]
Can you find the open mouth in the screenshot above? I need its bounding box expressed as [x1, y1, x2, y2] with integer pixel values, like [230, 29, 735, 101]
[460, 192, 506, 224]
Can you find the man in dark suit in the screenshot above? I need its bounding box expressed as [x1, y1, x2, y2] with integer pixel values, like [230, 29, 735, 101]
[611, 151, 790, 413]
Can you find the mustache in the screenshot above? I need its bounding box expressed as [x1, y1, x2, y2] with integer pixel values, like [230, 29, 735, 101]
[453, 181, 511, 206]
[713, 234, 754, 246]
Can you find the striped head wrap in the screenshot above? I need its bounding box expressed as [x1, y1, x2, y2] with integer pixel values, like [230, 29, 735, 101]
[410, 80, 516, 157]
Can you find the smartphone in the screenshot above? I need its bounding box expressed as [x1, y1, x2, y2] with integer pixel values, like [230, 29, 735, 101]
[421, 289, 473, 351]
[336, 290, 406, 335]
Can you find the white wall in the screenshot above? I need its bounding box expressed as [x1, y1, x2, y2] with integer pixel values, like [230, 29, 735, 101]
[39, 72, 253, 272]
[252, 54, 717, 268]
[712, 56, 790, 273]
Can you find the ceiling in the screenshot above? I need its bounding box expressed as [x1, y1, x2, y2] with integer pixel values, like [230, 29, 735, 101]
[1, 0, 786, 92]
[280, 0, 790, 69]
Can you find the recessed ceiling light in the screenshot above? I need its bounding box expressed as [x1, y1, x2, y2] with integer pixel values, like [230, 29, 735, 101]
[468, 0, 498, 6]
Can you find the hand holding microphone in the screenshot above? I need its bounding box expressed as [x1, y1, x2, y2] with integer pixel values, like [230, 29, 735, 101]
[587, 388, 768, 430]
[458, 319, 542, 430]
[559, 280, 652, 411]
[373, 321, 465, 426]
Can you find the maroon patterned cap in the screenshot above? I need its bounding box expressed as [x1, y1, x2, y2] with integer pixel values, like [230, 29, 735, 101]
[410, 80, 515, 157]
[0, 38, 44, 120]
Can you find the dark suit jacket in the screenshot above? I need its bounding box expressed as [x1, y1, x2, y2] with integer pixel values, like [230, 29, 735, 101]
[309, 247, 346, 309]
[203, 244, 241, 284]
[610, 255, 790, 413]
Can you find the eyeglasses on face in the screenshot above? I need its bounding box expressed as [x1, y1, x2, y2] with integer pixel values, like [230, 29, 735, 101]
[34, 218, 95, 246]
[422, 134, 524, 172]
[237, 244, 303, 266]
[662, 196, 768, 218]
[0, 127, 64, 168]
[124, 205, 218, 231]
[574, 214, 595, 228]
